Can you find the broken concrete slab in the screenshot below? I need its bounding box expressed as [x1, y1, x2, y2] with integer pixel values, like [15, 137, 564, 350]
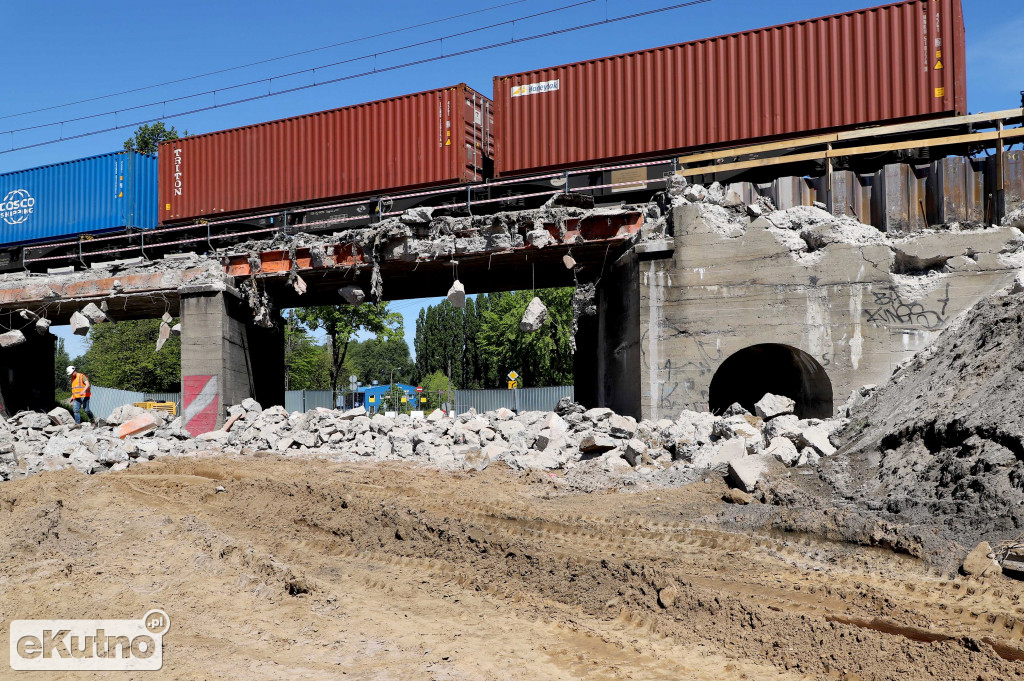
[339, 286, 366, 305]
[47, 408, 75, 427]
[962, 541, 1002, 578]
[622, 438, 648, 467]
[35, 318, 52, 335]
[81, 302, 108, 324]
[171, 323, 181, 336]
[728, 455, 772, 492]
[70, 311, 91, 336]
[563, 254, 577, 269]
[117, 413, 161, 439]
[755, 393, 795, 421]
[579, 433, 617, 453]
[291, 274, 308, 295]
[519, 296, 548, 332]
[0, 330, 26, 348]
[446, 280, 466, 309]
[155, 321, 171, 352]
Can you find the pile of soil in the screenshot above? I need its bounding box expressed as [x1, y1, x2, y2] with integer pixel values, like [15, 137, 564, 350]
[824, 291, 1024, 552]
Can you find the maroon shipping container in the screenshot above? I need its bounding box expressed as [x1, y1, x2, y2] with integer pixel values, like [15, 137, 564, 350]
[159, 84, 493, 223]
[494, 0, 967, 177]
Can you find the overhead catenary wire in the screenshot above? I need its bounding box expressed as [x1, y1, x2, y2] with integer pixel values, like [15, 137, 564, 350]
[0, 0, 598, 139]
[0, 0, 713, 155]
[0, 0, 534, 122]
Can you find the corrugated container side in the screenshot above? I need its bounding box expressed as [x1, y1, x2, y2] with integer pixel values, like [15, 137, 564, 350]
[494, 0, 967, 176]
[159, 85, 494, 223]
[0, 151, 158, 246]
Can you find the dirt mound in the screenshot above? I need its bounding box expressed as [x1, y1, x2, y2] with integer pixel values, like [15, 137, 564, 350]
[1, 456, 1020, 679]
[827, 291, 1024, 551]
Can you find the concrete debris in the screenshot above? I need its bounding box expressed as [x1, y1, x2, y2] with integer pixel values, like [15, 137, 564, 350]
[171, 323, 181, 336]
[446, 280, 466, 308]
[155, 321, 171, 352]
[526, 229, 553, 248]
[0, 330, 26, 348]
[162, 312, 173, 324]
[337, 284, 366, 303]
[563, 254, 576, 269]
[47, 408, 75, 426]
[81, 302, 108, 324]
[519, 296, 548, 332]
[69, 311, 91, 336]
[17, 309, 38, 322]
[240, 279, 274, 328]
[400, 207, 434, 225]
[0, 392, 847, 485]
[754, 393, 795, 421]
[290, 274, 308, 295]
[369, 264, 384, 302]
[961, 542, 1002, 578]
[35, 318, 52, 335]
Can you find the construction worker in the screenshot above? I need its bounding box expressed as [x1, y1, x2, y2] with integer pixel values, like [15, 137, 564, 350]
[67, 365, 95, 424]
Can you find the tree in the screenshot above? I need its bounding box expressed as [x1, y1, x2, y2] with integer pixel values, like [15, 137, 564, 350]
[54, 337, 71, 394]
[294, 304, 402, 394]
[284, 312, 332, 390]
[76, 319, 181, 392]
[123, 122, 185, 155]
[421, 370, 455, 410]
[352, 335, 415, 387]
[477, 288, 574, 387]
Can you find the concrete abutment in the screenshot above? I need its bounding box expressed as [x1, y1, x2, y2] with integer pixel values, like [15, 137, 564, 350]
[582, 203, 1024, 421]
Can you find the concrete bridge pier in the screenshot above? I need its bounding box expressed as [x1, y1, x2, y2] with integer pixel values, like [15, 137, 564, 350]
[0, 332, 55, 416]
[179, 288, 284, 435]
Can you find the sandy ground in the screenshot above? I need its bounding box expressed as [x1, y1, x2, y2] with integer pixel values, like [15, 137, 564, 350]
[0, 454, 1021, 680]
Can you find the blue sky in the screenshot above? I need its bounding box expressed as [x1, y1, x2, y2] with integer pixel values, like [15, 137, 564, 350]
[3, 0, 1018, 357]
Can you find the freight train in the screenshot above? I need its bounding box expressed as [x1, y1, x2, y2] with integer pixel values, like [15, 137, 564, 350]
[1, 0, 970, 271]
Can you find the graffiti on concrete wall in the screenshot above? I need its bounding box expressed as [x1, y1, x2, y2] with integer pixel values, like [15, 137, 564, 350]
[645, 331, 721, 413]
[863, 283, 950, 329]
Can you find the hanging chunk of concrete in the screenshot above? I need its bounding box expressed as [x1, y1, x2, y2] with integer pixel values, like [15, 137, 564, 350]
[171, 323, 182, 336]
[447, 280, 466, 308]
[35, 318, 52, 335]
[339, 286, 366, 305]
[18, 309, 39, 322]
[155, 321, 171, 352]
[70, 311, 91, 336]
[520, 296, 548, 332]
[162, 311, 173, 324]
[563, 254, 577, 269]
[80, 303, 108, 324]
[0, 330, 26, 348]
[291, 274, 308, 295]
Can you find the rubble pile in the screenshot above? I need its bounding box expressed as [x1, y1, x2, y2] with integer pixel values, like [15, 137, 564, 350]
[0, 394, 845, 488]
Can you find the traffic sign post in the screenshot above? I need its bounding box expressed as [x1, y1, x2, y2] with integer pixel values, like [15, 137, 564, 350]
[507, 371, 520, 390]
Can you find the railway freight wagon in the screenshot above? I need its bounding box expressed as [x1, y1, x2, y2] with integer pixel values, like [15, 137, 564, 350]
[159, 84, 494, 224]
[0, 151, 157, 261]
[494, 0, 967, 177]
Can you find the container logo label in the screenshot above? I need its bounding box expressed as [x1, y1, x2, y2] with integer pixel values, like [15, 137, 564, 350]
[9, 609, 169, 671]
[172, 148, 183, 197]
[0, 189, 35, 225]
[511, 79, 560, 98]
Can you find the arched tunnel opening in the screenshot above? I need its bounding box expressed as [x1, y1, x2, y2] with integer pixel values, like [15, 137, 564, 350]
[708, 344, 833, 419]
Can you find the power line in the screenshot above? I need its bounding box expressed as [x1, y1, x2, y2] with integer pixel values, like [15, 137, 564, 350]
[0, 0, 712, 155]
[0, 0, 532, 122]
[0, 0, 596, 138]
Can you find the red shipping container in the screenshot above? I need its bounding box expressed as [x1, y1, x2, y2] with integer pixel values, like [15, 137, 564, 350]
[159, 84, 493, 223]
[494, 0, 967, 177]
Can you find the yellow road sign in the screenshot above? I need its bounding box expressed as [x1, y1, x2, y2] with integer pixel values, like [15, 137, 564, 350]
[507, 370, 519, 381]
[508, 380, 519, 390]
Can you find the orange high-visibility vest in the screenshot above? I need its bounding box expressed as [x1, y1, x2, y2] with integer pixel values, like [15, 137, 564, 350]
[71, 373, 91, 399]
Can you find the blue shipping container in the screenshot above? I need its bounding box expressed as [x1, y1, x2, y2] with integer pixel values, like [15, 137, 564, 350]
[0, 151, 158, 247]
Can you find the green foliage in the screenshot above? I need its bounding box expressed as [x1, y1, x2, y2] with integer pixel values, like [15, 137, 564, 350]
[54, 337, 71, 393]
[477, 289, 574, 387]
[350, 335, 415, 387]
[421, 370, 455, 410]
[123, 122, 184, 155]
[294, 304, 402, 394]
[76, 319, 181, 392]
[413, 289, 574, 390]
[284, 312, 332, 390]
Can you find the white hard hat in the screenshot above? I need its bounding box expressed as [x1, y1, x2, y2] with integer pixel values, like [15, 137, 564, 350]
[66, 365, 75, 375]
